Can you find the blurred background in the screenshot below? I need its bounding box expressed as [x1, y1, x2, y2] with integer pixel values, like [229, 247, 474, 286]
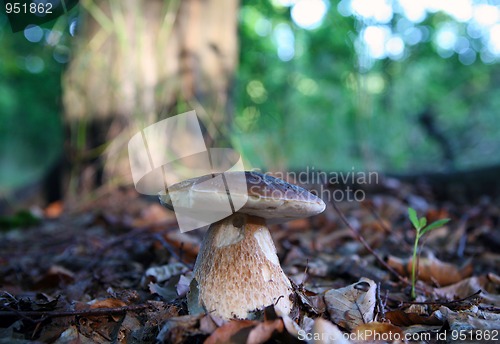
[1, 0, 500, 211]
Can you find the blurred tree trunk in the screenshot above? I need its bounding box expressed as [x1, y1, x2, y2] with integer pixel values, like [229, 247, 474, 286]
[59, 0, 239, 200]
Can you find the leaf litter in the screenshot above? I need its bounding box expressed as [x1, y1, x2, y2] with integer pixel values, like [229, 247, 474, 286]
[0, 183, 499, 343]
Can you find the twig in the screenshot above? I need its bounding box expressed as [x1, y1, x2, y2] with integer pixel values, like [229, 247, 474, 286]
[376, 282, 386, 321]
[401, 290, 482, 306]
[330, 200, 414, 288]
[0, 303, 149, 323]
[0, 304, 42, 323]
[154, 233, 194, 270]
[361, 201, 392, 234]
[87, 227, 151, 269]
[300, 259, 309, 286]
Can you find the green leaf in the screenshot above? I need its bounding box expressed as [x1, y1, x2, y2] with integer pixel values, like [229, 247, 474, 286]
[420, 218, 450, 236]
[419, 217, 427, 228]
[408, 208, 420, 229]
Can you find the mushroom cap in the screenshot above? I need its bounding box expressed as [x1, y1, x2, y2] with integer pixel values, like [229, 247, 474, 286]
[159, 171, 326, 224]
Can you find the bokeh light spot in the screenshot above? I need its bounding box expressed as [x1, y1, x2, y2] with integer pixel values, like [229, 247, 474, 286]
[291, 0, 328, 30]
[24, 25, 43, 43]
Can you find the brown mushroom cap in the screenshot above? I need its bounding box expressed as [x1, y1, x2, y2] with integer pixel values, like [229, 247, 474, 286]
[159, 171, 326, 224]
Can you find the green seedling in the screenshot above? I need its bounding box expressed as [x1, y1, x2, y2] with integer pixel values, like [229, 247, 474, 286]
[407, 207, 450, 299]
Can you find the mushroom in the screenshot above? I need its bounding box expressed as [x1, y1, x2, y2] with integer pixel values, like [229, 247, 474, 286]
[159, 171, 326, 319]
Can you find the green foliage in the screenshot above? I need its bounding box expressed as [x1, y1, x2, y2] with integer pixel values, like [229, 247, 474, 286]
[407, 207, 450, 299]
[0, 210, 40, 230]
[2, 0, 500, 198]
[234, 0, 500, 173]
[0, 12, 68, 194]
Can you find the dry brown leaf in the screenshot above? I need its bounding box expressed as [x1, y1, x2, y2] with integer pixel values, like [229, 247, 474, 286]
[89, 298, 127, 309]
[425, 209, 451, 224]
[204, 320, 257, 344]
[115, 313, 142, 343]
[386, 253, 473, 286]
[132, 203, 175, 227]
[53, 325, 95, 344]
[293, 285, 326, 315]
[203, 317, 297, 344]
[353, 322, 405, 343]
[434, 273, 500, 307]
[385, 310, 443, 327]
[247, 319, 284, 344]
[310, 317, 350, 344]
[438, 305, 500, 331]
[286, 218, 311, 231]
[324, 277, 377, 331]
[156, 315, 203, 344]
[33, 265, 75, 290]
[144, 301, 180, 327]
[44, 201, 64, 218]
[488, 272, 500, 284]
[38, 316, 73, 343]
[199, 314, 218, 334]
[164, 231, 200, 261]
[87, 298, 128, 323]
[77, 313, 120, 343]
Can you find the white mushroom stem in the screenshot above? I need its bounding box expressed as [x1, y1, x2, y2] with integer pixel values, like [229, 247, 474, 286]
[190, 213, 293, 319]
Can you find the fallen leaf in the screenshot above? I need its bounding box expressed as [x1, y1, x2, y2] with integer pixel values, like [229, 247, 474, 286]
[53, 325, 92, 344]
[0, 320, 26, 343]
[247, 319, 284, 344]
[282, 314, 301, 338]
[438, 305, 500, 331]
[116, 313, 142, 343]
[33, 265, 75, 290]
[164, 231, 200, 262]
[386, 253, 473, 286]
[324, 277, 377, 331]
[310, 317, 350, 344]
[353, 322, 405, 343]
[434, 274, 500, 307]
[204, 320, 256, 344]
[385, 310, 443, 327]
[142, 262, 189, 285]
[176, 274, 192, 297]
[156, 315, 203, 344]
[286, 218, 311, 231]
[293, 283, 326, 315]
[89, 298, 127, 309]
[149, 281, 178, 302]
[199, 314, 218, 334]
[87, 298, 128, 322]
[44, 201, 64, 219]
[132, 203, 174, 227]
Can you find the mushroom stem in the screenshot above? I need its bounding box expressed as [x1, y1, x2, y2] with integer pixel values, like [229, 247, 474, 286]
[190, 213, 293, 319]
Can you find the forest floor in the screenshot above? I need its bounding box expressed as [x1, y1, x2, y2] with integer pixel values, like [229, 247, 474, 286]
[0, 179, 499, 343]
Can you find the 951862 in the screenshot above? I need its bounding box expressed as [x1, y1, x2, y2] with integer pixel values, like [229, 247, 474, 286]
[5, 2, 53, 15]
[450, 329, 499, 341]
[3, 0, 79, 33]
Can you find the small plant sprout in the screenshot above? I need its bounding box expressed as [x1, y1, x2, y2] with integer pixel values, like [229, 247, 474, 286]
[407, 207, 450, 299]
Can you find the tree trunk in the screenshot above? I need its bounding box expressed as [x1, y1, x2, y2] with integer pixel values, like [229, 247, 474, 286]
[59, 0, 239, 200]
